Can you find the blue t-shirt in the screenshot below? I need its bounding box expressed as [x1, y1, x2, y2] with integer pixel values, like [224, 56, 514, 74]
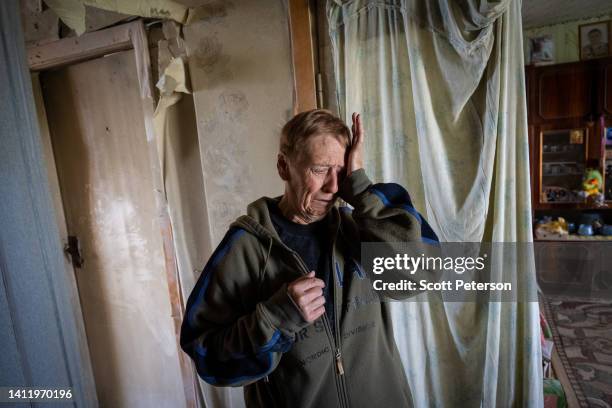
[268, 202, 335, 334]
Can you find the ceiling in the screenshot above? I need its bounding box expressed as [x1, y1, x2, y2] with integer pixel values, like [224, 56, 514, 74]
[522, 0, 612, 29]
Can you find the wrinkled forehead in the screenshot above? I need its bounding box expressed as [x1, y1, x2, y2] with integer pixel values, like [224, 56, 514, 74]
[297, 133, 347, 166]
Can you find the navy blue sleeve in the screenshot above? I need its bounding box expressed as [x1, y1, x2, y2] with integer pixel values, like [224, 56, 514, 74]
[180, 228, 301, 387]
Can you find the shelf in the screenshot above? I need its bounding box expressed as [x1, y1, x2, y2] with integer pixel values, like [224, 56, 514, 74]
[534, 203, 612, 210]
[534, 235, 612, 242]
[542, 153, 582, 158]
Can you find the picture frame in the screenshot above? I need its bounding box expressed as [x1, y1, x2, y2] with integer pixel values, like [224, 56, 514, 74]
[529, 35, 554, 65]
[579, 20, 611, 60]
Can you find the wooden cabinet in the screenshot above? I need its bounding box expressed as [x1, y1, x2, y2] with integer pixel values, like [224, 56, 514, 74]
[530, 62, 594, 122]
[539, 127, 589, 204]
[526, 57, 612, 210]
[596, 58, 612, 116]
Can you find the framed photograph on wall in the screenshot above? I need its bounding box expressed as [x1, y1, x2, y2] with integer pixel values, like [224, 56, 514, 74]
[529, 35, 554, 65]
[579, 20, 611, 60]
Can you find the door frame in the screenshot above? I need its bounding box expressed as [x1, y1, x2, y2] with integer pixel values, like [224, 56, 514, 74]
[288, 0, 318, 113]
[28, 20, 198, 408]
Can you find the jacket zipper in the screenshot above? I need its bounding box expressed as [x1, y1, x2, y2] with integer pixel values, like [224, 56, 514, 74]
[290, 252, 349, 408]
[329, 218, 350, 407]
[335, 348, 344, 375]
[330, 253, 350, 408]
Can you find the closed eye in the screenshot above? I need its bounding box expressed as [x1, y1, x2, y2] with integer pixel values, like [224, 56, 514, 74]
[311, 164, 345, 177]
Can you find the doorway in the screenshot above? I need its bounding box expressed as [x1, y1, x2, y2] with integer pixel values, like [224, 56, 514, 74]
[34, 41, 187, 408]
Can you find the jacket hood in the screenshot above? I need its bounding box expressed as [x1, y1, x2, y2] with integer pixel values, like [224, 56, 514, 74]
[230, 196, 282, 243]
[230, 196, 341, 248]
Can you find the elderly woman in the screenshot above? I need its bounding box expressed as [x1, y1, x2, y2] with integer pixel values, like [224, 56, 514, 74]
[180, 109, 438, 408]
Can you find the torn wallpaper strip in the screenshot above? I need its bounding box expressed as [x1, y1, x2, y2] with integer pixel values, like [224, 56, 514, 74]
[45, 0, 206, 35]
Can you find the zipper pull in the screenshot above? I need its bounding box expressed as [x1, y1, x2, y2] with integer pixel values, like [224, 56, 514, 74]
[336, 349, 344, 376]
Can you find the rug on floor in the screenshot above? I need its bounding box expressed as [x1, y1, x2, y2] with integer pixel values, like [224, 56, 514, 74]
[542, 296, 612, 408]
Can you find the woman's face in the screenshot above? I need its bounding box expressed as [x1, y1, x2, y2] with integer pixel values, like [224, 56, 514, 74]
[281, 133, 346, 224]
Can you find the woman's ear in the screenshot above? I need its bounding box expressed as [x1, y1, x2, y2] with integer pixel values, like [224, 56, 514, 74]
[277, 153, 290, 181]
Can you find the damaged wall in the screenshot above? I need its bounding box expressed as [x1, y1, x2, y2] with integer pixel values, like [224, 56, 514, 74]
[183, 0, 294, 245]
[20, 0, 132, 44]
[21, 0, 295, 252]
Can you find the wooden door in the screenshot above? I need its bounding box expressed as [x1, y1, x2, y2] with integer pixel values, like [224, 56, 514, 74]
[532, 61, 594, 123]
[40, 50, 187, 408]
[595, 57, 612, 116]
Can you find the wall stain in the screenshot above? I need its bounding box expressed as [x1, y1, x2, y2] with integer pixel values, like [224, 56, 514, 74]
[202, 118, 218, 133]
[218, 90, 248, 121]
[197, 1, 234, 23]
[194, 36, 229, 73]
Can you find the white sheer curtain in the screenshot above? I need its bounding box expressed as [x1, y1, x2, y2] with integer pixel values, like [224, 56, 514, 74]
[328, 0, 543, 406]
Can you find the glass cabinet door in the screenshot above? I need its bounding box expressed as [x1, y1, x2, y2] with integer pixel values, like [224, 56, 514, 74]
[539, 128, 588, 203]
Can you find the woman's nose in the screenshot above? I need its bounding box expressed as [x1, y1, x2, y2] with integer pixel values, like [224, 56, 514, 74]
[322, 170, 339, 194]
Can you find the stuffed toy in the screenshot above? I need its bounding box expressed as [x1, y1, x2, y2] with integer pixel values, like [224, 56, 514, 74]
[579, 168, 604, 206]
[535, 217, 568, 239]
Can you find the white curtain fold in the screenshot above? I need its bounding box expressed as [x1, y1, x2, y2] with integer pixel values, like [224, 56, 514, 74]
[328, 0, 542, 406]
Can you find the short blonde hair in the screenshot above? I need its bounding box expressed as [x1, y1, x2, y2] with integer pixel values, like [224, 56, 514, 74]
[280, 109, 351, 160]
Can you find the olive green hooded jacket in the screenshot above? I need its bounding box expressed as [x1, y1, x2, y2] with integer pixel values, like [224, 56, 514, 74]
[180, 169, 439, 408]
